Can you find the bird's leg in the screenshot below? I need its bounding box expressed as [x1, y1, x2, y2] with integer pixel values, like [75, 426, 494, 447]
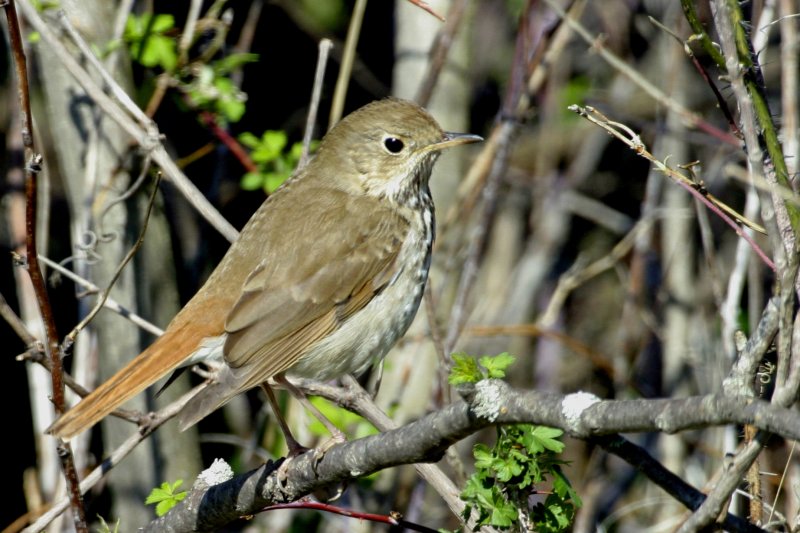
[275, 374, 346, 446]
[366, 360, 384, 400]
[260, 383, 308, 457]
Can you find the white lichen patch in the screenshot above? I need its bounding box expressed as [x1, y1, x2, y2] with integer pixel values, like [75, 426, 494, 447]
[473, 380, 504, 422]
[561, 391, 600, 430]
[196, 458, 234, 487]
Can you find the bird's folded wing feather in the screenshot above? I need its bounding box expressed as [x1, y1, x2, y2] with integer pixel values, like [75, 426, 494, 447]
[222, 194, 409, 389]
[177, 194, 410, 430]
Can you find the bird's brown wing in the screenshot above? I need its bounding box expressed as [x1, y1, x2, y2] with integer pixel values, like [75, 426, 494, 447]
[176, 192, 409, 429]
[224, 195, 409, 385]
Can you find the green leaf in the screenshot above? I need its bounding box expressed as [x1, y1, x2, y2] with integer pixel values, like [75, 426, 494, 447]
[488, 487, 518, 527]
[472, 444, 494, 470]
[146, 480, 187, 517]
[217, 97, 246, 123]
[449, 353, 482, 384]
[238, 132, 261, 148]
[125, 14, 177, 71]
[479, 352, 516, 379]
[149, 13, 175, 33]
[551, 467, 582, 507]
[461, 420, 578, 532]
[533, 495, 577, 533]
[139, 35, 177, 70]
[240, 171, 265, 191]
[261, 131, 288, 160]
[212, 76, 236, 96]
[246, 130, 287, 163]
[526, 426, 565, 454]
[263, 172, 289, 193]
[214, 53, 260, 75]
[494, 455, 523, 482]
[289, 141, 305, 162]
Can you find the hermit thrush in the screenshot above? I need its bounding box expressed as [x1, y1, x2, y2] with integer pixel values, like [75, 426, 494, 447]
[47, 98, 482, 443]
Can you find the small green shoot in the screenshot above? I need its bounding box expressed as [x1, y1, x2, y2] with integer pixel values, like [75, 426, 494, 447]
[95, 515, 120, 533]
[184, 53, 259, 123]
[145, 479, 187, 517]
[449, 352, 515, 385]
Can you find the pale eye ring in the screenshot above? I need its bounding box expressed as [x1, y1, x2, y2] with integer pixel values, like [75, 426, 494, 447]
[383, 137, 405, 154]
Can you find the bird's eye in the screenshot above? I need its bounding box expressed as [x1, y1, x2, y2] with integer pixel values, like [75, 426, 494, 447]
[383, 137, 405, 154]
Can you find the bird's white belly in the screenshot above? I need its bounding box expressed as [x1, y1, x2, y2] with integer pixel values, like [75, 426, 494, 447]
[286, 230, 431, 381]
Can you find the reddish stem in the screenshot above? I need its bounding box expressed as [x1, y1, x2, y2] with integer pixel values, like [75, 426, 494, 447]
[200, 111, 258, 173]
[4, 0, 87, 529]
[262, 500, 439, 533]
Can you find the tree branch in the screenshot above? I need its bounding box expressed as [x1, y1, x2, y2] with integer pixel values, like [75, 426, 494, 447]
[141, 381, 800, 531]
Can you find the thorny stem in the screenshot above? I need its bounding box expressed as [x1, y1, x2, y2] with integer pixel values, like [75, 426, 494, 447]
[4, 0, 87, 529]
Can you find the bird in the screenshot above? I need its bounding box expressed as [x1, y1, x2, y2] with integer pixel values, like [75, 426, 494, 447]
[47, 98, 482, 449]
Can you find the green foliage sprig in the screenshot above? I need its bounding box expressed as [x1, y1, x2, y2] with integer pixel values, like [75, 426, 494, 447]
[145, 479, 187, 517]
[184, 53, 259, 123]
[451, 353, 581, 531]
[125, 13, 178, 71]
[239, 131, 318, 193]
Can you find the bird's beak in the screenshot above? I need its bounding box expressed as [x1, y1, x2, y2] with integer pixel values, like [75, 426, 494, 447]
[427, 131, 483, 153]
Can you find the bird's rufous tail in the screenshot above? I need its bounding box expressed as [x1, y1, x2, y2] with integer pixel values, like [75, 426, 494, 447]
[46, 323, 204, 440]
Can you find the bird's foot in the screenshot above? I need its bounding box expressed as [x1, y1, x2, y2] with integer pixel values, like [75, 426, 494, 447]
[309, 429, 346, 472]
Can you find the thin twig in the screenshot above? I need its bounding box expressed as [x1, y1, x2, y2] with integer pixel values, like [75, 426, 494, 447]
[109, 0, 134, 51]
[178, 0, 203, 65]
[648, 15, 742, 137]
[569, 105, 775, 270]
[329, 0, 366, 127]
[678, 435, 768, 532]
[0, 290, 37, 345]
[22, 385, 202, 533]
[712, 0, 800, 256]
[64, 176, 162, 345]
[595, 435, 764, 533]
[415, 0, 468, 106]
[300, 38, 333, 168]
[545, 0, 741, 147]
[4, 0, 87, 528]
[405, 0, 445, 22]
[18, 0, 238, 242]
[57, 10, 153, 131]
[680, 0, 727, 68]
[37, 256, 163, 337]
[779, 0, 799, 179]
[423, 283, 450, 405]
[769, 440, 796, 525]
[540, 215, 656, 327]
[18, 349, 140, 423]
[200, 111, 257, 172]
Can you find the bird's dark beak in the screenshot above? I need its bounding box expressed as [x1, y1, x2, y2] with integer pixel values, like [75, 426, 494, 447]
[428, 132, 483, 152]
